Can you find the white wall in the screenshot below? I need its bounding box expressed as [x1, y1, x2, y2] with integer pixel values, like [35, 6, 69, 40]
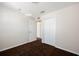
[40, 4, 79, 55]
[0, 5, 37, 51]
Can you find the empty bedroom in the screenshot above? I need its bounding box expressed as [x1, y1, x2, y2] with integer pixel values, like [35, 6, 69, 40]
[0, 2, 79, 56]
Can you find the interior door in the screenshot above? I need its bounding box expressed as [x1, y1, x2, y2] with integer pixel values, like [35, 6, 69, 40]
[41, 18, 56, 45]
[28, 19, 37, 42]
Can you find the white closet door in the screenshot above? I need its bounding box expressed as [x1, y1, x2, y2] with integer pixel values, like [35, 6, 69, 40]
[28, 19, 37, 42]
[41, 18, 56, 45]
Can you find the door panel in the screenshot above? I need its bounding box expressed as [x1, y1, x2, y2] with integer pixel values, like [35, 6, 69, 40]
[28, 19, 37, 42]
[41, 18, 56, 45]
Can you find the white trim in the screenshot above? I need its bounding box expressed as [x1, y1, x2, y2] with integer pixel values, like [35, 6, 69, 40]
[0, 42, 27, 52]
[54, 44, 79, 55]
[0, 40, 36, 52]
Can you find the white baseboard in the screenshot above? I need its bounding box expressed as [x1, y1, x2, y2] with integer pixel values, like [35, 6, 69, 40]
[0, 39, 36, 52]
[54, 44, 79, 55]
[0, 41, 28, 52]
[0, 41, 79, 55]
[42, 42, 79, 55]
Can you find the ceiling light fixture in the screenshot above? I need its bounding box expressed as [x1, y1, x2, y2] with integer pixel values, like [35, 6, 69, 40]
[40, 11, 45, 13]
[25, 13, 32, 16]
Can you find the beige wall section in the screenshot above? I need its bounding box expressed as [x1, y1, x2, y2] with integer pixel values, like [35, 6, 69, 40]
[0, 5, 37, 51]
[40, 4, 79, 55]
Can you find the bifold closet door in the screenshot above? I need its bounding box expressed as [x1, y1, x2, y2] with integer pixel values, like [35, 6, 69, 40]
[41, 18, 56, 45]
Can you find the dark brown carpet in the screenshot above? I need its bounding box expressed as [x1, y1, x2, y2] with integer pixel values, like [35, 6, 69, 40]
[0, 39, 78, 56]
